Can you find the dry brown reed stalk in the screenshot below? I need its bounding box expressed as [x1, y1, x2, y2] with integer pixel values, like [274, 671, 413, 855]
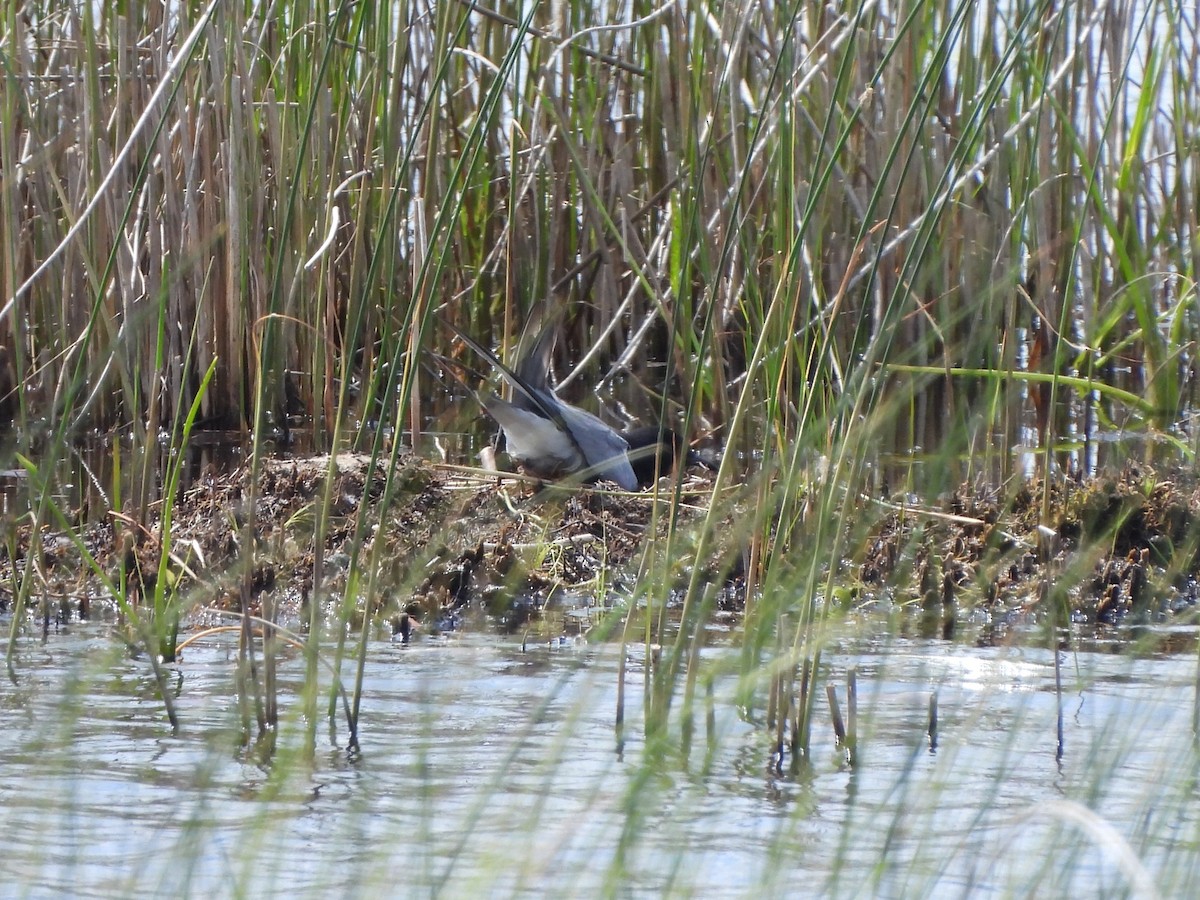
[792, 657, 812, 767]
[928, 688, 939, 751]
[0, 0, 1188, 465]
[827, 681, 845, 745]
[846, 666, 858, 762]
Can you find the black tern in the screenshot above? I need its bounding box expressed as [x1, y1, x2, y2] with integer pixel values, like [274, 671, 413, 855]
[445, 318, 695, 490]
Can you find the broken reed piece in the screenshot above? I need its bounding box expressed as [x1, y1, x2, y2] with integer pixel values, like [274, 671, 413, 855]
[774, 680, 791, 773]
[847, 668, 858, 761]
[790, 658, 812, 770]
[827, 683, 845, 745]
[929, 690, 939, 751]
[615, 646, 626, 752]
[1055, 622, 1065, 762]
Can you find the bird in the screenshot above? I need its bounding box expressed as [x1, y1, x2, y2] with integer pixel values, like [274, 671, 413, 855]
[444, 316, 697, 490]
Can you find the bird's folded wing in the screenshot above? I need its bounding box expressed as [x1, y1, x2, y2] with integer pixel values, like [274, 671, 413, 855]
[559, 405, 638, 491]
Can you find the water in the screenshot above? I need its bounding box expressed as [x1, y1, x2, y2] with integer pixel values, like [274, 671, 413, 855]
[1, 621, 1197, 897]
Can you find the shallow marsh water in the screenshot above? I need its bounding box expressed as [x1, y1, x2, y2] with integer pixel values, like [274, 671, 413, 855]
[2, 620, 1198, 898]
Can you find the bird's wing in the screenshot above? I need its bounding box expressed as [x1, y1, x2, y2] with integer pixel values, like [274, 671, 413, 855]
[440, 318, 574, 435]
[482, 396, 582, 474]
[513, 317, 558, 403]
[559, 405, 638, 490]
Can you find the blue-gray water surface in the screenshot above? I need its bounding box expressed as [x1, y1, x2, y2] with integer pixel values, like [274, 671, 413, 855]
[1, 620, 1196, 898]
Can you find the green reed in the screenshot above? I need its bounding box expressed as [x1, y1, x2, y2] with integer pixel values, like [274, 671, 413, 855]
[2, 0, 1194, 442]
[2, 0, 1200, 891]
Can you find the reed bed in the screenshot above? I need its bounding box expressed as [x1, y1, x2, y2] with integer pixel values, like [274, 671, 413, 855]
[5, 0, 1194, 440]
[3, 0, 1200, 891]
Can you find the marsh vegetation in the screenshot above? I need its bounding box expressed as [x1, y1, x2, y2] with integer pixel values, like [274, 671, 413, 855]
[3, 0, 1200, 893]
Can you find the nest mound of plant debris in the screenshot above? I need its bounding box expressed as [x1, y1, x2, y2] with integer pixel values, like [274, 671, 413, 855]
[4, 453, 716, 633]
[858, 461, 1200, 629]
[8, 456, 1200, 634]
